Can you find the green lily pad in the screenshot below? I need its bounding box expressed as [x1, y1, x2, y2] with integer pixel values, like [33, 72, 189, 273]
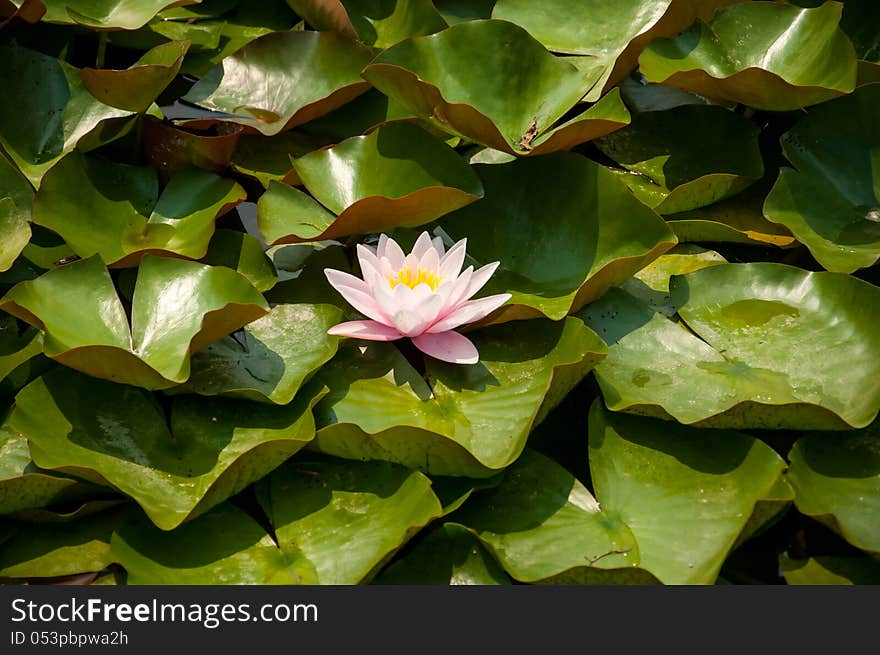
[0, 41, 134, 186]
[230, 131, 329, 189]
[171, 303, 342, 405]
[0, 155, 34, 273]
[639, 2, 857, 111]
[80, 40, 188, 113]
[42, 0, 195, 29]
[33, 151, 246, 267]
[111, 503, 315, 584]
[451, 449, 651, 584]
[257, 457, 442, 584]
[200, 229, 277, 293]
[780, 554, 880, 585]
[0, 316, 41, 385]
[0, 255, 268, 389]
[183, 30, 375, 136]
[287, 0, 447, 47]
[764, 84, 880, 273]
[0, 417, 106, 516]
[9, 366, 323, 530]
[587, 402, 787, 584]
[595, 104, 763, 214]
[375, 523, 511, 585]
[581, 263, 880, 429]
[492, 0, 741, 101]
[436, 152, 676, 322]
[311, 316, 607, 477]
[259, 123, 483, 244]
[786, 424, 880, 554]
[0, 507, 129, 579]
[361, 20, 632, 156]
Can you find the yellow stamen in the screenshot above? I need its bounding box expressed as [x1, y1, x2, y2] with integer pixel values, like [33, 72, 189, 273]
[388, 268, 441, 291]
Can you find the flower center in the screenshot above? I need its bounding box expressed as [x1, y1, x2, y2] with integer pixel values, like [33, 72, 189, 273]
[388, 267, 441, 291]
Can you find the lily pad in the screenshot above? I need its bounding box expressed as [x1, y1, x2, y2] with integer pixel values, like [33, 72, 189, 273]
[200, 229, 278, 293]
[492, 0, 741, 101]
[111, 503, 315, 584]
[81, 40, 189, 113]
[764, 84, 880, 273]
[171, 303, 342, 404]
[0, 417, 106, 516]
[311, 316, 607, 477]
[259, 122, 483, 244]
[0, 507, 129, 579]
[587, 402, 787, 584]
[361, 20, 632, 156]
[786, 424, 880, 554]
[257, 457, 442, 584]
[595, 104, 763, 214]
[33, 151, 246, 267]
[183, 30, 375, 136]
[0, 255, 268, 389]
[639, 2, 857, 111]
[0, 155, 34, 273]
[9, 366, 323, 530]
[451, 449, 651, 584]
[436, 152, 676, 322]
[42, 0, 196, 29]
[0, 41, 135, 187]
[230, 131, 329, 189]
[780, 554, 880, 585]
[0, 0, 45, 29]
[581, 263, 880, 429]
[374, 523, 511, 585]
[287, 0, 448, 47]
[142, 117, 243, 182]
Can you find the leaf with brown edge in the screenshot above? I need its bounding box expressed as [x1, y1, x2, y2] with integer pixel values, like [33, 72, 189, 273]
[182, 30, 375, 136]
[142, 116, 244, 183]
[0, 255, 268, 389]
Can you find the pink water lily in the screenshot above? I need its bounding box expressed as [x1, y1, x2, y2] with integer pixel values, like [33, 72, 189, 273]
[324, 232, 511, 364]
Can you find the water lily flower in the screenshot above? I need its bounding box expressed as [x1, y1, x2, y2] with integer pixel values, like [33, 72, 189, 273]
[324, 232, 511, 364]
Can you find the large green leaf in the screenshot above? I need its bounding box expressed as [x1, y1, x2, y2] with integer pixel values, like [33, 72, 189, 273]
[436, 153, 676, 322]
[183, 30, 375, 136]
[786, 424, 880, 554]
[781, 554, 880, 585]
[200, 229, 278, 293]
[33, 151, 246, 267]
[375, 523, 511, 585]
[9, 367, 322, 530]
[230, 130, 328, 189]
[0, 155, 33, 273]
[42, 0, 196, 29]
[639, 2, 857, 111]
[0, 507, 128, 579]
[362, 20, 632, 155]
[111, 503, 315, 584]
[764, 84, 880, 273]
[286, 0, 448, 47]
[595, 104, 763, 214]
[311, 316, 607, 477]
[0, 41, 134, 186]
[582, 263, 880, 429]
[0, 417, 107, 516]
[0, 255, 268, 389]
[587, 402, 787, 584]
[259, 123, 483, 243]
[0, 316, 42, 387]
[257, 457, 441, 584]
[171, 303, 342, 404]
[451, 449, 650, 584]
[492, 0, 741, 101]
[80, 40, 189, 113]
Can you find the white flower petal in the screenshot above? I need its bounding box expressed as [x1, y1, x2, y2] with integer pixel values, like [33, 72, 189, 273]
[463, 261, 500, 300]
[438, 238, 467, 280]
[428, 293, 511, 333]
[411, 231, 434, 260]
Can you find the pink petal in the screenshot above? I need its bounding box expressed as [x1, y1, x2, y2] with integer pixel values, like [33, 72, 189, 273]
[419, 245, 440, 275]
[427, 293, 511, 333]
[325, 269, 390, 324]
[463, 262, 501, 300]
[381, 284, 443, 336]
[378, 234, 405, 270]
[328, 320, 403, 341]
[431, 236, 446, 256]
[412, 331, 478, 365]
[411, 231, 435, 259]
[438, 238, 467, 279]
